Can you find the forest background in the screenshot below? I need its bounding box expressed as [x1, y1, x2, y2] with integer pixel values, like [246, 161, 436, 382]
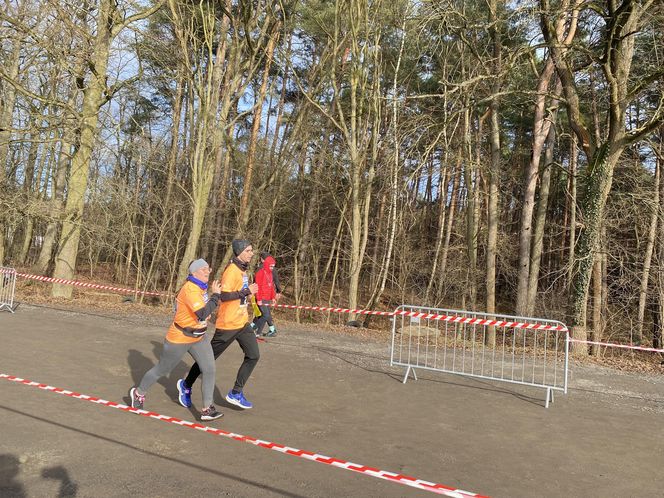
[1, 0, 663, 355]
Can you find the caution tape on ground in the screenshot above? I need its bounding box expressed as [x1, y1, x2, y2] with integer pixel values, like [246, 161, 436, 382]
[0, 373, 486, 498]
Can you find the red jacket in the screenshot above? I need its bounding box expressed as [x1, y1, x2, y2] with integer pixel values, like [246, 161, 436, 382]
[255, 256, 276, 302]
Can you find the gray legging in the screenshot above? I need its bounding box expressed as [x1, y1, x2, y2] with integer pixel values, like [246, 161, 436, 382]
[137, 338, 216, 407]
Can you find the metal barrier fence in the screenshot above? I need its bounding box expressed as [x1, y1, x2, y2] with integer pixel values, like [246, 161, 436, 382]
[390, 305, 569, 408]
[0, 266, 17, 313]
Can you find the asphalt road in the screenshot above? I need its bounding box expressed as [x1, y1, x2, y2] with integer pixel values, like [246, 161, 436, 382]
[1, 304, 663, 497]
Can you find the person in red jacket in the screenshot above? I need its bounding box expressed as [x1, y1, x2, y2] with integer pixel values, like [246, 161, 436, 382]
[251, 252, 279, 337]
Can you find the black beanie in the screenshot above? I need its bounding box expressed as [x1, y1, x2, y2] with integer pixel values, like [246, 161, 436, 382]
[232, 239, 251, 256]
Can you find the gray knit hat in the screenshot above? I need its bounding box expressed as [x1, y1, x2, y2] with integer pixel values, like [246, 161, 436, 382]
[188, 258, 209, 274]
[232, 239, 251, 256]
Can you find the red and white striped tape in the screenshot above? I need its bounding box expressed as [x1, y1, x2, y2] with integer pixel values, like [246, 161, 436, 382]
[274, 303, 395, 317]
[568, 339, 664, 354]
[12, 270, 664, 352]
[274, 304, 568, 332]
[0, 373, 486, 498]
[15, 271, 166, 297]
[13, 270, 566, 332]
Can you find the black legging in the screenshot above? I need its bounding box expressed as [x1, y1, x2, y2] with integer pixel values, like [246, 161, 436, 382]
[185, 323, 259, 392]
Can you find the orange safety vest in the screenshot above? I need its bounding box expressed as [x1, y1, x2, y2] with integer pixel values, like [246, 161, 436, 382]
[216, 263, 249, 330]
[165, 280, 210, 344]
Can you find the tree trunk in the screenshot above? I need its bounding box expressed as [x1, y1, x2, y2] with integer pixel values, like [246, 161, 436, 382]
[0, 33, 22, 266]
[520, 0, 580, 307]
[463, 108, 478, 308]
[568, 145, 621, 353]
[426, 160, 448, 302]
[164, 75, 184, 209]
[438, 158, 461, 301]
[237, 27, 279, 233]
[34, 112, 73, 275]
[652, 292, 663, 350]
[321, 198, 348, 286]
[365, 18, 407, 318]
[294, 188, 317, 311]
[566, 135, 577, 290]
[654, 147, 664, 349]
[485, 0, 501, 346]
[15, 119, 40, 264]
[526, 123, 556, 314]
[591, 253, 602, 356]
[515, 59, 557, 315]
[52, 2, 115, 297]
[52, 0, 164, 296]
[636, 161, 659, 344]
[369, 190, 387, 292]
[540, 0, 663, 354]
[174, 0, 230, 284]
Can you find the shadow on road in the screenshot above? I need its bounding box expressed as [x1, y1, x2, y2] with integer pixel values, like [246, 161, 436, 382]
[0, 454, 78, 497]
[312, 343, 547, 407]
[0, 406, 307, 498]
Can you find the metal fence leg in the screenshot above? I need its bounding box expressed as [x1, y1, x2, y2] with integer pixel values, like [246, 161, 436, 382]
[402, 366, 411, 384]
[545, 387, 553, 408]
[402, 366, 418, 384]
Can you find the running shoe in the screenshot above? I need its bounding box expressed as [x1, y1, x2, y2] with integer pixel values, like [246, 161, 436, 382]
[177, 379, 192, 408]
[200, 405, 223, 421]
[129, 387, 144, 410]
[225, 390, 253, 409]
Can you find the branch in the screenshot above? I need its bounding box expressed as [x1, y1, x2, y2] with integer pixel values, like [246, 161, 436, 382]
[627, 68, 664, 102]
[0, 69, 75, 113]
[539, 0, 594, 158]
[103, 73, 141, 105]
[112, 0, 167, 37]
[620, 95, 664, 147]
[291, 67, 345, 134]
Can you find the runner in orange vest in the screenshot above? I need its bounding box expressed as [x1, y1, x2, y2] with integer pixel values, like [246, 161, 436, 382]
[128, 259, 223, 421]
[177, 239, 260, 410]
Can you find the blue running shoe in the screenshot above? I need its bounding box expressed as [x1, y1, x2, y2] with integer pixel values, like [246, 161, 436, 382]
[177, 379, 192, 408]
[225, 390, 253, 409]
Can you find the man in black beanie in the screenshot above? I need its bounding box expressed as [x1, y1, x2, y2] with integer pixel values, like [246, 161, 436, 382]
[178, 239, 259, 410]
[232, 239, 250, 257]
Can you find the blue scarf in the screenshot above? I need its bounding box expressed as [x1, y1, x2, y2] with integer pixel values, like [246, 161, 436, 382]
[187, 275, 208, 290]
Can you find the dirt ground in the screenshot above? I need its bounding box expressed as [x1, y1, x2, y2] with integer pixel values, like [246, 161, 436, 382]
[1, 302, 663, 497]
